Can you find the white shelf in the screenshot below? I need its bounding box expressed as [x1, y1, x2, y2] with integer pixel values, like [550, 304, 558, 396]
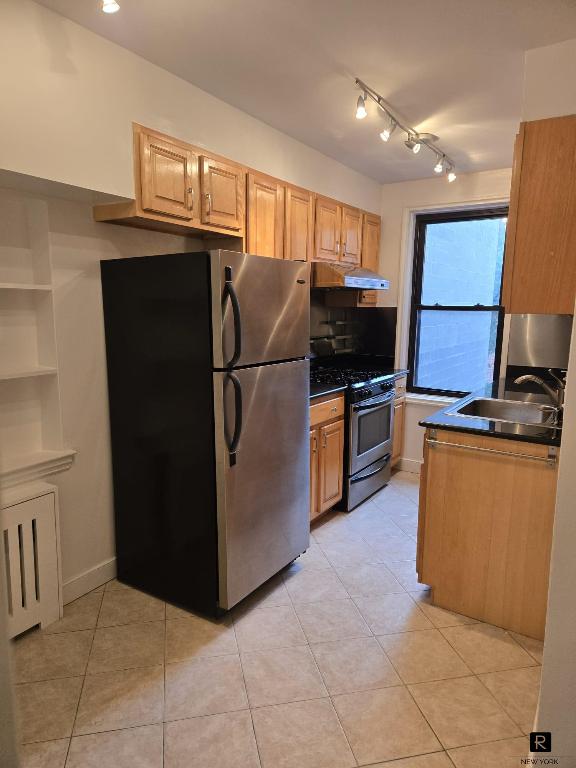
[0, 366, 58, 382]
[0, 449, 76, 488]
[0, 282, 52, 291]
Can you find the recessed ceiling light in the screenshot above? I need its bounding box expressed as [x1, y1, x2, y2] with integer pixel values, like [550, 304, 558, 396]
[102, 0, 120, 13]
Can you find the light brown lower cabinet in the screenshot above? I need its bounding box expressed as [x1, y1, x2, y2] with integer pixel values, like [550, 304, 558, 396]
[391, 399, 405, 467]
[310, 428, 319, 520]
[417, 428, 559, 639]
[309, 394, 345, 522]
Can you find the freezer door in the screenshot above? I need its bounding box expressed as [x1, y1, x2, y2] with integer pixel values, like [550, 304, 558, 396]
[213, 360, 310, 609]
[211, 250, 310, 368]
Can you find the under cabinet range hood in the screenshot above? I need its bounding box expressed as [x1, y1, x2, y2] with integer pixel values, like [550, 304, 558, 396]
[312, 261, 390, 290]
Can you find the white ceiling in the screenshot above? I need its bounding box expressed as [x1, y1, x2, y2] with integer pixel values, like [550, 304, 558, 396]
[36, 0, 576, 183]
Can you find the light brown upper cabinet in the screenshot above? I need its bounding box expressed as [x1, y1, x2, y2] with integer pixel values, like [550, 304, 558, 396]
[314, 197, 342, 261]
[341, 206, 363, 265]
[502, 115, 576, 314]
[139, 132, 198, 221]
[200, 156, 245, 231]
[285, 186, 314, 261]
[246, 172, 284, 259]
[362, 213, 381, 272]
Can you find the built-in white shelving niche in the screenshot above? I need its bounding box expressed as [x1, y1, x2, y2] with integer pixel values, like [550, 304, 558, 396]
[0, 190, 75, 487]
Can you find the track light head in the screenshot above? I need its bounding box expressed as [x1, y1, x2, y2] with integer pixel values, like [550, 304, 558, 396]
[434, 157, 444, 174]
[379, 118, 396, 143]
[102, 0, 120, 12]
[446, 165, 457, 183]
[356, 93, 367, 120]
[405, 134, 421, 154]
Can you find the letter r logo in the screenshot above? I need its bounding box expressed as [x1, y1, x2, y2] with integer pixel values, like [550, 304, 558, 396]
[530, 732, 552, 752]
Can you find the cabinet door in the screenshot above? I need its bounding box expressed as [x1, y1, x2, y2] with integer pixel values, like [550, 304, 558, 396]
[362, 213, 381, 272]
[318, 419, 344, 513]
[314, 197, 341, 261]
[247, 173, 284, 258]
[391, 400, 405, 467]
[503, 115, 576, 314]
[139, 133, 197, 220]
[200, 157, 245, 231]
[341, 206, 362, 265]
[310, 428, 320, 521]
[285, 186, 314, 261]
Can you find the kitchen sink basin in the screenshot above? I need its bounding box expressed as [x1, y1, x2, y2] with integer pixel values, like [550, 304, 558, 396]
[447, 398, 560, 427]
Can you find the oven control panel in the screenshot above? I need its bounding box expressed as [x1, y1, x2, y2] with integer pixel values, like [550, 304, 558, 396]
[349, 380, 395, 404]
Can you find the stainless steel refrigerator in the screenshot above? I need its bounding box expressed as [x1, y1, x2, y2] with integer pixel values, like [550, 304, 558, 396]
[101, 250, 310, 615]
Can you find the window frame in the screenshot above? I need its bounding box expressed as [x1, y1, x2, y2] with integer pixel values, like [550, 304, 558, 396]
[407, 207, 509, 398]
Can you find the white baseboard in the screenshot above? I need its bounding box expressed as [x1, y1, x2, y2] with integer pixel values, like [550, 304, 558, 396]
[397, 457, 422, 474]
[62, 557, 117, 604]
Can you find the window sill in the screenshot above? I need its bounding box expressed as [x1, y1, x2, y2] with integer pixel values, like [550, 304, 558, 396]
[405, 392, 459, 406]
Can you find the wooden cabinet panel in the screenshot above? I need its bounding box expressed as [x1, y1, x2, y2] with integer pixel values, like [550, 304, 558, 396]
[362, 213, 381, 272]
[139, 133, 197, 220]
[309, 395, 345, 428]
[314, 197, 341, 262]
[285, 186, 314, 261]
[341, 206, 362, 265]
[247, 173, 284, 258]
[310, 428, 320, 521]
[419, 428, 558, 639]
[391, 400, 405, 467]
[503, 115, 576, 314]
[200, 157, 245, 231]
[318, 419, 344, 513]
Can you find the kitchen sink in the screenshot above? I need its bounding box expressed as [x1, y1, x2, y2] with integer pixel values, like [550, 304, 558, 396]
[447, 398, 560, 427]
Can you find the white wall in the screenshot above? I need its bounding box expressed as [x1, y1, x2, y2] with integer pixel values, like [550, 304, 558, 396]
[0, 0, 381, 213]
[379, 169, 512, 471]
[523, 38, 576, 122]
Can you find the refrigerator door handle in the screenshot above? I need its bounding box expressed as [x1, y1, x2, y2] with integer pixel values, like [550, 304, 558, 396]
[223, 266, 242, 367]
[227, 372, 243, 466]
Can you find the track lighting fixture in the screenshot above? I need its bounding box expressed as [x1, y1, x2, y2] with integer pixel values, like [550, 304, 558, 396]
[356, 93, 367, 120]
[102, 0, 120, 12]
[353, 77, 457, 181]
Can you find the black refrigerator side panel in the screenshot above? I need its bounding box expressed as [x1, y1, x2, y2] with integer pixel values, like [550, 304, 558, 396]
[100, 252, 219, 615]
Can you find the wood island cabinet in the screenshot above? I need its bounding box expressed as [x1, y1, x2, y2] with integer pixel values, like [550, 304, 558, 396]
[391, 399, 405, 468]
[309, 393, 345, 521]
[502, 114, 576, 314]
[247, 172, 284, 258]
[418, 428, 558, 639]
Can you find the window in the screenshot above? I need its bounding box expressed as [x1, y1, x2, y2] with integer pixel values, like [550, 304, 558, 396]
[407, 208, 508, 397]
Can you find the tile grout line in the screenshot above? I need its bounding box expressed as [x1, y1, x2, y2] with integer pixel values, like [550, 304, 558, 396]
[64, 587, 105, 766]
[232, 617, 264, 768]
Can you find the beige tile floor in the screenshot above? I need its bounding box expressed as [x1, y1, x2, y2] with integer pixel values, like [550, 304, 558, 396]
[12, 471, 543, 768]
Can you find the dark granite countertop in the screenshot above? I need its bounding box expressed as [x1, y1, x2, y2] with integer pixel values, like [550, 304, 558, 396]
[309, 383, 348, 399]
[420, 379, 562, 447]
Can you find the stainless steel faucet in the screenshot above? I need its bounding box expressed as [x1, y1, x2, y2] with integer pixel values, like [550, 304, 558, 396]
[513, 369, 566, 409]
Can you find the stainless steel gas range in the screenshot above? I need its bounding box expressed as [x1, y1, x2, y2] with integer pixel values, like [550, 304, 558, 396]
[310, 364, 404, 510]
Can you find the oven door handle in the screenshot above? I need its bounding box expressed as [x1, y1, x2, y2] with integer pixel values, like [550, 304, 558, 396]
[352, 393, 395, 412]
[350, 454, 391, 483]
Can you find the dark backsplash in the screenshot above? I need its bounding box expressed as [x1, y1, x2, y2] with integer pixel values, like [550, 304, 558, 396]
[310, 290, 397, 359]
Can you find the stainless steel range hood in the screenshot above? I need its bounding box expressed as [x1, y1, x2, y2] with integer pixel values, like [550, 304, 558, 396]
[312, 261, 390, 290]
